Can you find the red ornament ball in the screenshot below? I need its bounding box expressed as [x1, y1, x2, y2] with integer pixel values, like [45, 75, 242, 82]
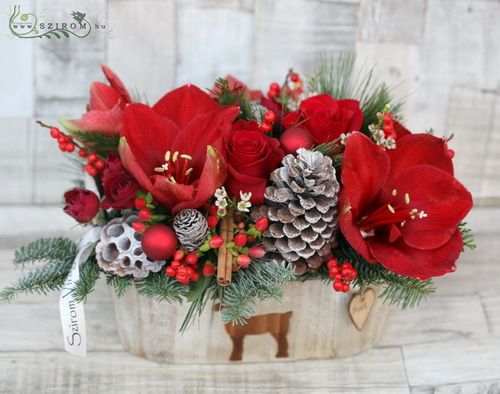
[279, 127, 314, 154]
[141, 224, 177, 260]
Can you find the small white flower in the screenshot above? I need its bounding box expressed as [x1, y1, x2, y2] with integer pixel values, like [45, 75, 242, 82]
[239, 191, 252, 202]
[217, 207, 227, 217]
[340, 132, 351, 145]
[214, 186, 227, 199]
[237, 200, 251, 212]
[215, 198, 228, 209]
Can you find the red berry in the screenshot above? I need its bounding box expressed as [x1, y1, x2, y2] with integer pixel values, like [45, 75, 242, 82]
[87, 153, 98, 163]
[165, 266, 176, 277]
[267, 90, 278, 99]
[290, 72, 300, 82]
[50, 127, 61, 138]
[233, 232, 248, 247]
[249, 245, 266, 259]
[326, 258, 338, 270]
[333, 280, 343, 292]
[95, 159, 106, 170]
[78, 149, 87, 158]
[202, 264, 215, 277]
[255, 217, 269, 231]
[177, 275, 190, 285]
[209, 204, 218, 216]
[85, 164, 98, 177]
[382, 124, 394, 133]
[209, 235, 224, 249]
[342, 262, 353, 270]
[237, 254, 251, 268]
[263, 110, 276, 124]
[448, 149, 455, 159]
[57, 135, 67, 144]
[341, 267, 354, 277]
[259, 122, 271, 133]
[186, 266, 195, 277]
[330, 266, 340, 276]
[270, 82, 280, 91]
[383, 113, 393, 123]
[171, 260, 181, 270]
[335, 273, 343, 281]
[341, 283, 350, 293]
[247, 235, 256, 243]
[173, 250, 184, 261]
[177, 266, 188, 275]
[237, 222, 245, 229]
[132, 221, 145, 234]
[138, 209, 151, 221]
[185, 252, 198, 265]
[207, 215, 219, 229]
[328, 270, 338, 280]
[135, 198, 146, 209]
[58, 143, 67, 152]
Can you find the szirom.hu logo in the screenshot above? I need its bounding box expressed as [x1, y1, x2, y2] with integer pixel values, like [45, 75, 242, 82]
[9, 5, 106, 39]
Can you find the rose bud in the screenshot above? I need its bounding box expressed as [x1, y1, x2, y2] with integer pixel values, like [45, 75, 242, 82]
[237, 254, 251, 268]
[209, 235, 224, 249]
[233, 232, 248, 247]
[63, 188, 100, 222]
[249, 246, 266, 259]
[255, 217, 269, 231]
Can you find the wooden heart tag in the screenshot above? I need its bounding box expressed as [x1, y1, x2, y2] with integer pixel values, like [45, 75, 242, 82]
[348, 288, 376, 331]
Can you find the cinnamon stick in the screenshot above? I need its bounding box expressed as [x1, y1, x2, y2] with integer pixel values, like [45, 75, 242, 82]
[217, 211, 234, 286]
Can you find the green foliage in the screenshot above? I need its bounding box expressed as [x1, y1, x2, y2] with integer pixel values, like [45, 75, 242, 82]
[135, 271, 189, 303]
[210, 78, 254, 121]
[334, 234, 435, 309]
[67, 129, 120, 156]
[459, 222, 476, 250]
[307, 53, 404, 134]
[72, 257, 101, 303]
[106, 274, 134, 297]
[13, 238, 78, 268]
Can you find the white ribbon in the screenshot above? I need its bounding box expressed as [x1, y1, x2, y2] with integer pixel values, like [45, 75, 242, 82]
[59, 226, 101, 357]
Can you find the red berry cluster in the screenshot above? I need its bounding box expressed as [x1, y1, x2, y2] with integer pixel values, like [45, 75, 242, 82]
[165, 250, 201, 285]
[267, 82, 281, 99]
[259, 110, 276, 133]
[326, 258, 357, 293]
[381, 113, 396, 139]
[50, 127, 76, 153]
[82, 152, 106, 177]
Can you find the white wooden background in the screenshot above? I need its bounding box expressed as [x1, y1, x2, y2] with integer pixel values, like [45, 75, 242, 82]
[1, 1, 500, 393]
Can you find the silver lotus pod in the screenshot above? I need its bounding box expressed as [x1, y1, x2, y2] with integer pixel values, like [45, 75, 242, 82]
[96, 215, 165, 278]
[173, 209, 210, 252]
[253, 148, 340, 275]
[250, 101, 267, 122]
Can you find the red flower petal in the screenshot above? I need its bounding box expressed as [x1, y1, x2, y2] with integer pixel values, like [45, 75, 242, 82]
[61, 104, 124, 135]
[338, 99, 363, 131]
[369, 230, 463, 279]
[393, 120, 411, 138]
[389, 133, 454, 178]
[381, 165, 472, 249]
[89, 82, 122, 111]
[101, 64, 132, 104]
[341, 132, 391, 212]
[153, 84, 220, 128]
[123, 103, 180, 174]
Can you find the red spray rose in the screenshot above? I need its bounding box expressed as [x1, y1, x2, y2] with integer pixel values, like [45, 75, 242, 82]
[119, 84, 239, 214]
[223, 120, 285, 204]
[62, 65, 132, 135]
[338, 132, 473, 280]
[282, 94, 363, 144]
[63, 188, 100, 222]
[101, 154, 139, 210]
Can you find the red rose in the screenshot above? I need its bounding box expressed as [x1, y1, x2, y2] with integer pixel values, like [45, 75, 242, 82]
[63, 188, 100, 222]
[101, 154, 139, 210]
[224, 120, 285, 204]
[282, 94, 363, 144]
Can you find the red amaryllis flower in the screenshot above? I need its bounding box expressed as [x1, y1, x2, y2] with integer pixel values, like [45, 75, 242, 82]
[62, 65, 132, 134]
[63, 188, 100, 222]
[282, 94, 363, 144]
[119, 85, 239, 214]
[223, 120, 284, 204]
[338, 132, 473, 279]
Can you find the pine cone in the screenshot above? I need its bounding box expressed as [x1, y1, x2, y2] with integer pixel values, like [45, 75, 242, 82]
[173, 209, 210, 252]
[252, 148, 340, 274]
[96, 215, 165, 278]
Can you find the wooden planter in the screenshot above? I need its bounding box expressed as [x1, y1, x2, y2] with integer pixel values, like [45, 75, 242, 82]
[110, 280, 390, 363]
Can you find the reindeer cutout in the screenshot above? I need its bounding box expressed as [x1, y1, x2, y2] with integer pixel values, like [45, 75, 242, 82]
[222, 310, 293, 361]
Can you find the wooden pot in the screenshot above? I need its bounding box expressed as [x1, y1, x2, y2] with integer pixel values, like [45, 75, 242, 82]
[110, 280, 390, 363]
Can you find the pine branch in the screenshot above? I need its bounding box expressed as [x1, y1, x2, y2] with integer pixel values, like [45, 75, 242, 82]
[72, 257, 101, 303]
[459, 222, 476, 250]
[210, 78, 253, 120]
[335, 234, 435, 309]
[69, 130, 120, 156]
[13, 238, 78, 268]
[0, 259, 73, 302]
[106, 274, 134, 297]
[135, 271, 189, 303]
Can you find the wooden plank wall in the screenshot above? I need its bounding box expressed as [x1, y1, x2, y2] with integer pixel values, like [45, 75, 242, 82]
[0, 0, 499, 205]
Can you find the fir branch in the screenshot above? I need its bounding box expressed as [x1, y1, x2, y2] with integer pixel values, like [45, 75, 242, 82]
[13, 238, 78, 268]
[72, 257, 101, 303]
[0, 259, 73, 302]
[106, 274, 134, 297]
[459, 222, 476, 250]
[335, 234, 435, 309]
[210, 78, 253, 120]
[70, 130, 120, 156]
[135, 271, 189, 303]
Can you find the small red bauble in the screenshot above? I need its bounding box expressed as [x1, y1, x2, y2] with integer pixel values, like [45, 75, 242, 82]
[141, 224, 177, 260]
[279, 127, 314, 154]
[255, 217, 269, 231]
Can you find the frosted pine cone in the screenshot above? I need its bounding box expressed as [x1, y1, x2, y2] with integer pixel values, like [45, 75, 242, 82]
[173, 209, 210, 252]
[96, 215, 166, 278]
[252, 148, 340, 274]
